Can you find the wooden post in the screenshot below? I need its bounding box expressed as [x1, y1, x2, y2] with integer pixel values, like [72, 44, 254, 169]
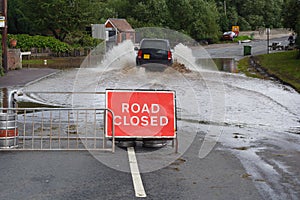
[1, 0, 7, 73]
[266, 28, 270, 54]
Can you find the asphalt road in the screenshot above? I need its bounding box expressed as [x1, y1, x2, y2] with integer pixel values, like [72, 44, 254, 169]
[0, 134, 262, 200]
[0, 33, 298, 200]
[201, 36, 291, 59]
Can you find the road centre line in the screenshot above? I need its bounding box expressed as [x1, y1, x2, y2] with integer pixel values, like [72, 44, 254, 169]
[127, 147, 147, 198]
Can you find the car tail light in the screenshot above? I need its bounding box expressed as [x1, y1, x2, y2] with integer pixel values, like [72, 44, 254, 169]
[168, 51, 172, 60]
[138, 50, 142, 59]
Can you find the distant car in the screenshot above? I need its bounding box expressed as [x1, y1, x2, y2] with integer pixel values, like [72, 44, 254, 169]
[135, 38, 173, 66]
[222, 31, 236, 41]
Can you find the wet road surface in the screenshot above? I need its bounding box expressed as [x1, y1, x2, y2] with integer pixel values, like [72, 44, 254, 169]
[1, 37, 299, 200]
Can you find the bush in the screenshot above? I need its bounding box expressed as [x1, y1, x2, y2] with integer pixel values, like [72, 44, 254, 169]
[7, 34, 71, 53]
[64, 32, 103, 49]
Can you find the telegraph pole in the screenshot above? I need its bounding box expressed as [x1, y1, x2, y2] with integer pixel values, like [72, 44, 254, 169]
[1, 0, 7, 73]
[266, 28, 270, 54]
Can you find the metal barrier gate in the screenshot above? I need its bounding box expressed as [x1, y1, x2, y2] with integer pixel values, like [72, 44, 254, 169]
[0, 107, 115, 152]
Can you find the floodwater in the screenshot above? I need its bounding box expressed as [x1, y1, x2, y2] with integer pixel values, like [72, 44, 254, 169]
[22, 57, 85, 69]
[1, 37, 300, 199]
[197, 58, 238, 73]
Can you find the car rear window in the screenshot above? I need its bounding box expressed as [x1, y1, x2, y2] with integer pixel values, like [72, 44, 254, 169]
[140, 40, 168, 50]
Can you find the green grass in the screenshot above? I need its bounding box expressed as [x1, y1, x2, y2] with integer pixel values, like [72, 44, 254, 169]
[22, 59, 55, 65]
[217, 35, 252, 44]
[238, 50, 300, 92]
[233, 35, 252, 42]
[258, 51, 300, 92]
[237, 57, 264, 79]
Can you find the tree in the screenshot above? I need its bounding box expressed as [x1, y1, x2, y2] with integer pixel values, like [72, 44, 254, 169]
[215, 1, 239, 32]
[167, 0, 193, 32]
[130, 0, 170, 27]
[282, 0, 299, 28]
[282, 0, 300, 57]
[215, 0, 284, 30]
[9, 0, 292, 44]
[188, 0, 220, 41]
[237, 0, 283, 29]
[9, 0, 104, 41]
[8, 0, 35, 34]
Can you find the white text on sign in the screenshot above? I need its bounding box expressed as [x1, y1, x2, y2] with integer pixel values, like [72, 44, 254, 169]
[114, 103, 169, 126]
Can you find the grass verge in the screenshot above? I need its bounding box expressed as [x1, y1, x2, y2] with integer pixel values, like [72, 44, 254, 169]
[22, 59, 55, 65]
[238, 50, 300, 92]
[21, 57, 85, 69]
[237, 57, 264, 79]
[233, 35, 252, 42]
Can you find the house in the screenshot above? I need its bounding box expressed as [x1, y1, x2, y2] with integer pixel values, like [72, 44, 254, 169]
[104, 18, 135, 44]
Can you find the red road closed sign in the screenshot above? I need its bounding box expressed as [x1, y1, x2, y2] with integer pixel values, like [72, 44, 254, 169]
[106, 90, 176, 138]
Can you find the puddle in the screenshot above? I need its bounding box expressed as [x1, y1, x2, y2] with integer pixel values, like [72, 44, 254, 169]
[197, 58, 238, 73]
[1, 57, 86, 109]
[22, 57, 85, 69]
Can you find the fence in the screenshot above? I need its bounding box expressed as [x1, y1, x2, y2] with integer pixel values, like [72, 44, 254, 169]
[0, 107, 115, 152]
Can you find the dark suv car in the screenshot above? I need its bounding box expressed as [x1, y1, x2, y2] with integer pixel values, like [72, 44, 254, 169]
[135, 38, 173, 66]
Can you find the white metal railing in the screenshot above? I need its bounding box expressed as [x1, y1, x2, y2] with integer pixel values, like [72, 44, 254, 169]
[0, 107, 115, 152]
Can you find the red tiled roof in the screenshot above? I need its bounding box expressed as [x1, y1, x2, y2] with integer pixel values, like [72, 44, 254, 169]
[106, 18, 134, 32]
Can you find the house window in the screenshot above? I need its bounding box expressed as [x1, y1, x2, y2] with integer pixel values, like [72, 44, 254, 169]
[109, 30, 116, 37]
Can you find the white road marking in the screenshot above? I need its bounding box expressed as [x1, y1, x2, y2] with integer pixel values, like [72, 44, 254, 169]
[127, 147, 147, 198]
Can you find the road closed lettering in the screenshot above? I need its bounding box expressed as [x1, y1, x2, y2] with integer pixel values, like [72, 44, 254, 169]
[114, 103, 168, 126]
[106, 90, 176, 138]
